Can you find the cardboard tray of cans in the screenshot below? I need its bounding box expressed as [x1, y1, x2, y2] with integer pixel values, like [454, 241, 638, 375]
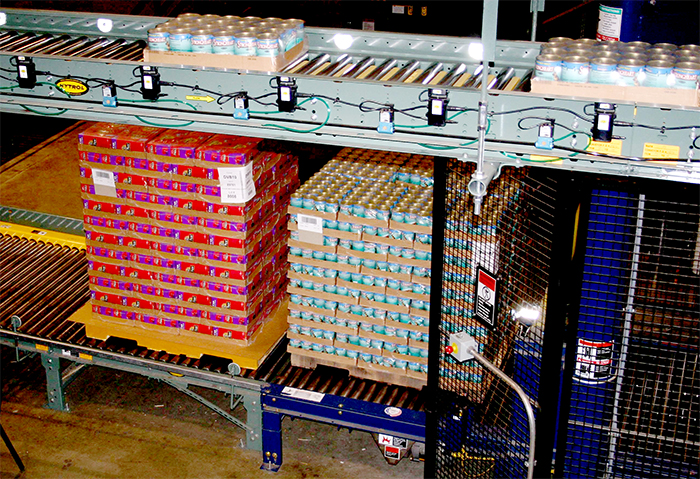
[77, 123, 299, 352]
[143, 37, 308, 72]
[531, 79, 699, 108]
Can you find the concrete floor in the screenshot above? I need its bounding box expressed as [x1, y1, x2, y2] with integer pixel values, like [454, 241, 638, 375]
[1, 350, 423, 479]
[0, 118, 425, 479]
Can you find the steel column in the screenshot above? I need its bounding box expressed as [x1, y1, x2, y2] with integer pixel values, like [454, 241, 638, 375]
[261, 411, 284, 472]
[41, 353, 68, 411]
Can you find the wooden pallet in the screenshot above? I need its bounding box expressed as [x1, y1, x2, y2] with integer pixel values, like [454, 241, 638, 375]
[290, 349, 427, 389]
[74, 300, 290, 370]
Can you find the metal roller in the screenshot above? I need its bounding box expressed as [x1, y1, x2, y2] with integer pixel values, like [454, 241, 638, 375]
[10, 34, 56, 53]
[514, 69, 533, 91]
[347, 56, 375, 78]
[0, 31, 17, 44]
[19, 34, 71, 54]
[463, 64, 484, 88]
[280, 52, 309, 73]
[87, 39, 133, 59]
[64, 37, 113, 57]
[364, 58, 397, 80]
[489, 66, 515, 90]
[439, 63, 468, 86]
[416, 62, 444, 85]
[0, 32, 41, 52]
[32, 35, 89, 55]
[77, 38, 126, 58]
[105, 40, 146, 60]
[51, 37, 105, 57]
[295, 53, 331, 74]
[324, 53, 353, 77]
[391, 60, 421, 82]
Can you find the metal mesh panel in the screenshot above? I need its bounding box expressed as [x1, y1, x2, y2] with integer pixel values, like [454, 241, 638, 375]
[431, 161, 557, 478]
[563, 187, 700, 478]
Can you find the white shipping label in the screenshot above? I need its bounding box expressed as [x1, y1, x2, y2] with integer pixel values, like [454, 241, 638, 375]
[218, 163, 254, 190]
[392, 5, 405, 14]
[92, 168, 116, 188]
[378, 434, 394, 445]
[220, 181, 256, 204]
[19, 65, 27, 79]
[297, 213, 323, 234]
[281, 386, 325, 402]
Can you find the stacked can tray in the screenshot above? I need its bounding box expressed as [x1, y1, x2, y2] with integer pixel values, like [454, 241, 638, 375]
[286, 148, 434, 387]
[79, 123, 299, 348]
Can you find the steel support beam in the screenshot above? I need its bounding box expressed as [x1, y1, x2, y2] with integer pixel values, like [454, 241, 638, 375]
[41, 353, 68, 412]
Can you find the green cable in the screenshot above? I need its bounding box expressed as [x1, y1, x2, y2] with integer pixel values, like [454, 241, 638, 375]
[261, 97, 331, 134]
[0, 85, 19, 90]
[20, 105, 68, 116]
[134, 116, 195, 127]
[417, 114, 491, 150]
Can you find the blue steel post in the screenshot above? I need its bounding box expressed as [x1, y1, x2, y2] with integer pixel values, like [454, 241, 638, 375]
[564, 189, 637, 477]
[261, 409, 283, 472]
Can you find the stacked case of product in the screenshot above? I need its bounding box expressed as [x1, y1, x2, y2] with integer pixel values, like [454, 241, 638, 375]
[79, 123, 298, 351]
[286, 148, 434, 387]
[439, 172, 520, 401]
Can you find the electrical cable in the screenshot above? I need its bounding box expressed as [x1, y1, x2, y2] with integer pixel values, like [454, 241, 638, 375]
[261, 96, 331, 133]
[490, 105, 594, 123]
[693, 136, 700, 150]
[20, 105, 67, 116]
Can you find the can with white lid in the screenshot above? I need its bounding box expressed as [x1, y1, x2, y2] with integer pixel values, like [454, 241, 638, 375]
[616, 58, 644, 86]
[589, 57, 618, 84]
[168, 28, 192, 52]
[212, 30, 235, 55]
[148, 27, 169, 51]
[256, 32, 280, 57]
[535, 54, 562, 81]
[644, 60, 675, 88]
[235, 30, 257, 56]
[672, 62, 700, 89]
[561, 55, 590, 83]
[191, 28, 213, 53]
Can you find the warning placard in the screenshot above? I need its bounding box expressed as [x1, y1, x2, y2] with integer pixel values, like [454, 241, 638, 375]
[474, 266, 498, 330]
[575, 338, 614, 383]
[384, 446, 400, 459]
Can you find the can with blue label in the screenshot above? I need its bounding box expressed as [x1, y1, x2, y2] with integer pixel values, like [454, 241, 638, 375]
[285, 19, 305, 48]
[617, 58, 645, 86]
[168, 28, 192, 52]
[235, 30, 257, 56]
[561, 56, 590, 83]
[644, 60, 674, 88]
[257, 32, 281, 57]
[535, 54, 562, 81]
[672, 62, 700, 89]
[148, 27, 169, 51]
[589, 57, 618, 84]
[191, 29, 214, 53]
[212, 30, 236, 54]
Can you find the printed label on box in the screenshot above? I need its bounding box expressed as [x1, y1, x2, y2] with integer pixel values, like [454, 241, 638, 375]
[221, 182, 256, 203]
[297, 213, 323, 234]
[92, 168, 117, 197]
[218, 163, 254, 190]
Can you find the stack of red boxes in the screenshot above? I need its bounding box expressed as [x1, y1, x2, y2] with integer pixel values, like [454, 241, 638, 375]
[79, 123, 298, 348]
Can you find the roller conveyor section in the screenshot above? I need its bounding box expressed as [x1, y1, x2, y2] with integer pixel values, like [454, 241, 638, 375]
[0, 230, 427, 413]
[281, 50, 530, 90]
[0, 30, 147, 61]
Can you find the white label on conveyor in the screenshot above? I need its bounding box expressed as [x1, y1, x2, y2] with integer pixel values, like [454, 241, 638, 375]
[297, 213, 323, 234]
[281, 386, 325, 403]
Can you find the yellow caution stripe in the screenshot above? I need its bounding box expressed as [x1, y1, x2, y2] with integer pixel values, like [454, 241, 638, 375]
[0, 221, 85, 250]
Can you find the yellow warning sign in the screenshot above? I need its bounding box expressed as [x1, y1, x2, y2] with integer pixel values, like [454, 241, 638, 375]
[35, 344, 49, 351]
[642, 143, 680, 159]
[79, 353, 93, 361]
[185, 95, 215, 103]
[587, 139, 623, 156]
[530, 155, 563, 164]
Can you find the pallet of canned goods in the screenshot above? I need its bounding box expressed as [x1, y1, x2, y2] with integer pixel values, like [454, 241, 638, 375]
[531, 37, 700, 108]
[144, 13, 308, 71]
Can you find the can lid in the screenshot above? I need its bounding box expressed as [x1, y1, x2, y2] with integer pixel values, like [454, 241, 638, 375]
[680, 44, 700, 52]
[646, 59, 675, 68]
[673, 61, 700, 69]
[191, 28, 212, 35]
[626, 41, 651, 49]
[618, 58, 645, 66]
[653, 42, 678, 50]
[563, 55, 590, 63]
[591, 57, 617, 65]
[548, 36, 572, 44]
[536, 54, 562, 61]
[572, 38, 597, 46]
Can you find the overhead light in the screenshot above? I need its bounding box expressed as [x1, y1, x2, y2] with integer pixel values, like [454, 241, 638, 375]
[468, 42, 483, 61]
[332, 33, 354, 50]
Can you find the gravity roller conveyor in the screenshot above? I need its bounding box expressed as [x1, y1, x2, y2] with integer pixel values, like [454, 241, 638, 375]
[0, 209, 427, 472]
[0, 8, 698, 187]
